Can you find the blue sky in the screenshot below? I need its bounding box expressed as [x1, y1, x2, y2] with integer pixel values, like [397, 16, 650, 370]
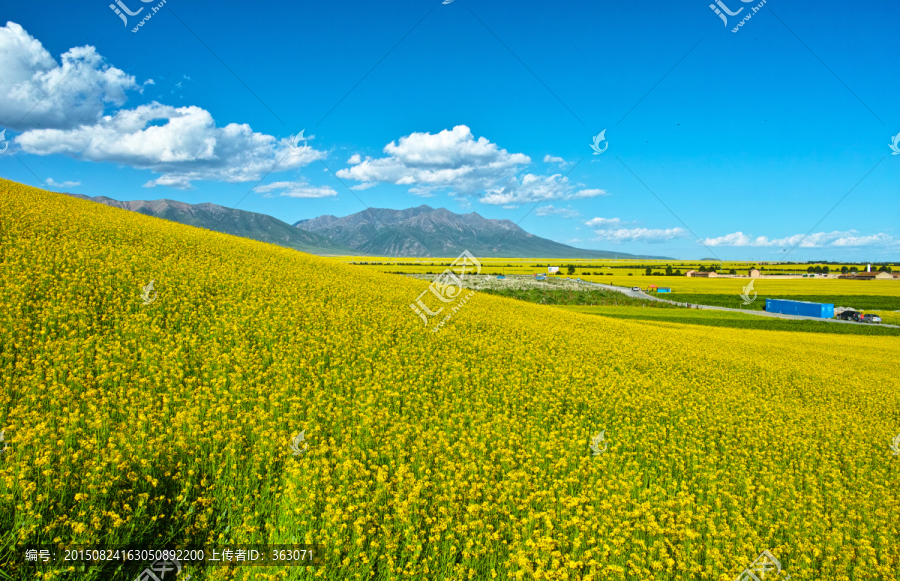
[1, 0, 897, 260]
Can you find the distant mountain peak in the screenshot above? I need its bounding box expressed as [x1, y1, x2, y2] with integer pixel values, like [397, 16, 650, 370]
[293, 205, 667, 259]
[60, 191, 669, 259]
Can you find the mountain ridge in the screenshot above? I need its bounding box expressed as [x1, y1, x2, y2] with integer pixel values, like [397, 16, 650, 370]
[60, 190, 670, 259]
[63, 193, 360, 255]
[294, 205, 670, 259]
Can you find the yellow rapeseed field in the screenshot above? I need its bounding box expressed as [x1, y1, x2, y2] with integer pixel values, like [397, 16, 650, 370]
[1, 179, 899, 580]
[340, 258, 897, 282]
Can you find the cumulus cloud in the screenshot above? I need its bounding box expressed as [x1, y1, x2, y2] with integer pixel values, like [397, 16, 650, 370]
[350, 182, 376, 190]
[45, 177, 80, 188]
[593, 227, 688, 244]
[335, 125, 608, 204]
[336, 125, 530, 196]
[254, 180, 337, 198]
[543, 154, 572, 168]
[572, 189, 607, 198]
[536, 205, 580, 218]
[16, 102, 326, 189]
[701, 230, 898, 248]
[481, 174, 606, 206]
[701, 232, 757, 247]
[584, 217, 623, 228]
[3, 22, 327, 189]
[0, 22, 140, 130]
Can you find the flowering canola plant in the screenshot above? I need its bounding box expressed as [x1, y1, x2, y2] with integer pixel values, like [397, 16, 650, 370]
[1, 179, 899, 580]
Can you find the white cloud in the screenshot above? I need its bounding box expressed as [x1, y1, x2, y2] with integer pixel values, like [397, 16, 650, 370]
[336, 125, 530, 197]
[335, 125, 607, 204]
[481, 174, 607, 206]
[572, 188, 607, 199]
[16, 102, 326, 189]
[536, 205, 580, 218]
[502, 205, 518, 210]
[701, 230, 899, 248]
[254, 180, 337, 198]
[543, 154, 573, 169]
[3, 23, 327, 189]
[0, 22, 140, 130]
[45, 177, 80, 188]
[593, 227, 688, 244]
[349, 182, 376, 190]
[584, 217, 622, 228]
[701, 231, 757, 247]
[830, 233, 896, 247]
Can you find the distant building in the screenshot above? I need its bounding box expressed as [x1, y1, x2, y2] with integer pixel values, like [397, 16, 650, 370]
[548, 266, 559, 274]
[686, 270, 718, 278]
[749, 268, 760, 278]
[838, 272, 893, 280]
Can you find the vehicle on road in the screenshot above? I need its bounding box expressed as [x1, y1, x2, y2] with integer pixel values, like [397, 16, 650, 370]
[838, 311, 861, 321]
[862, 314, 882, 324]
[631, 286, 641, 291]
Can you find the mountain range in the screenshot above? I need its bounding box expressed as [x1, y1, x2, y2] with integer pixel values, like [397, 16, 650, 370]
[294, 206, 667, 258]
[63, 191, 668, 259]
[64, 194, 359, 255]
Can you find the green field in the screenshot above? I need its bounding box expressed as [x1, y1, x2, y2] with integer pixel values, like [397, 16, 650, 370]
[476, 287, 679, 307]
[557, 305, 900, 336]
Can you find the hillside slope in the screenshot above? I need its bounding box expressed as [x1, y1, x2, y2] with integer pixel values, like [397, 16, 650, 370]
[66, 193, 359, 256]
[1, 179, 898, 581]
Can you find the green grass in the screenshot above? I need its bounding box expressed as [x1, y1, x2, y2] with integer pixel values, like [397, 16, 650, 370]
[557, 305, 900, 336]
[663, 293, 900, 312]
[477, 287, 682, 307]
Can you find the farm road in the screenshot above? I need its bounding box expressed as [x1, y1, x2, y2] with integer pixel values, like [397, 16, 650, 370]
[574, 279, 900, 329]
